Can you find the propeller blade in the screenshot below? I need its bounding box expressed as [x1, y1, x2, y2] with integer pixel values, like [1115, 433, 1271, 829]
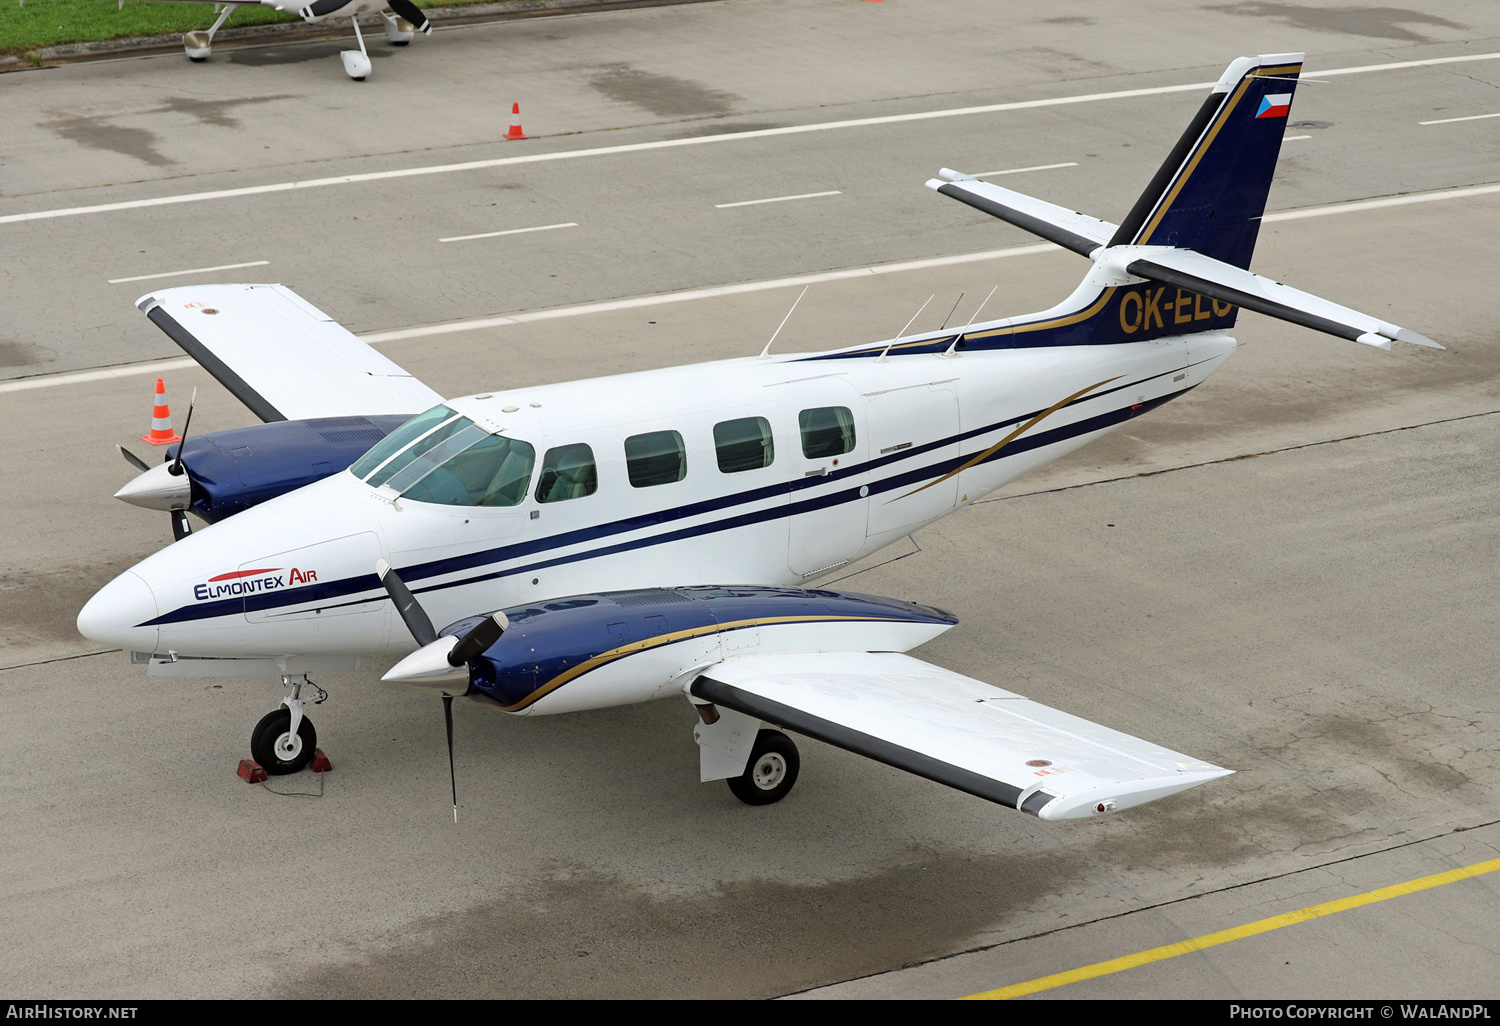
[116, 444, 150, 473]
[447, 611, 508, 666]
[171, 388, 197, 479]
[443, 693, 457, 824]
[377, 559, 438, 647]
[171, 509, 192, 541]
[387, 0, 431, 33]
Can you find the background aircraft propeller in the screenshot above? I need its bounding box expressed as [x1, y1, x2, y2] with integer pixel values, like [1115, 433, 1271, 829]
[386, 0, 432, 34]
[377, 560, 509, 822]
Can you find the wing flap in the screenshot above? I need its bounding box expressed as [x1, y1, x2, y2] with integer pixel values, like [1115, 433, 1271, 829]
[137, 284, 444, 422]
[693, 651, 1229, 820]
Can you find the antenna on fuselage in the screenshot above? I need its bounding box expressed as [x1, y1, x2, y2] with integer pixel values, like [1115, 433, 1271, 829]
[877, 294, 935, 363]
[759, 285, 810, 360]
[939, 293, 965, 330]
[941, 284, 1000, 359]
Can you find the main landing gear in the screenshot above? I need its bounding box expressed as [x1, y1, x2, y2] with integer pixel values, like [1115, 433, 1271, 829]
[250, 674, 327, 775]
[727, 729, 801, 806]
[691, 697, 803, 805]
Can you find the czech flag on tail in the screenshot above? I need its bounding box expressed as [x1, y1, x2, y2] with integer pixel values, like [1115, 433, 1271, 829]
[1256, 93, 1293, 118]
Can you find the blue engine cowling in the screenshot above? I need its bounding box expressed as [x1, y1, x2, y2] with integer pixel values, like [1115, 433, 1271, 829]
[165, 415, 410, 523]
[438, 585, 959, 712]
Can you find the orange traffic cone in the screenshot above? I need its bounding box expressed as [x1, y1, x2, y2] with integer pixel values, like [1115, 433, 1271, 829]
[141, 377, 183, 446]
[505, 102, 527, 141]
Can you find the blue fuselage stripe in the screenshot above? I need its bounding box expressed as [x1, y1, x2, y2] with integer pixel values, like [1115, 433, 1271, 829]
[142, 375, 1195, 627]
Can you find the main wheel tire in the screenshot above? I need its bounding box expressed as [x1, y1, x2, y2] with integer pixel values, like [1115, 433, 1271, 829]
[250, 708, 316, 776]
[726, 730, 800, 806]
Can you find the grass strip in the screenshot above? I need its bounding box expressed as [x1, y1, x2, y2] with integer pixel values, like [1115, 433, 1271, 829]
[1, 0, 510, 57]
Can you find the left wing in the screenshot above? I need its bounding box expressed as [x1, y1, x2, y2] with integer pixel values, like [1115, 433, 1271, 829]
[138, 283, 443, 422]
[692, 651, 1230, 820]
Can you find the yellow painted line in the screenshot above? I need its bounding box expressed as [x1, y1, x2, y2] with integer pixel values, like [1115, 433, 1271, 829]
[965, 854, 1500, 1000]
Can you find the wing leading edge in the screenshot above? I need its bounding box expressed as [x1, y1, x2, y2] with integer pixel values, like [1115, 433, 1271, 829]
[137, 284, 443, 422]
[692, 651, 1230, 820]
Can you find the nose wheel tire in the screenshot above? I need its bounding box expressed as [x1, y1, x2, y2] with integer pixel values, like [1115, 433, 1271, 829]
[250, 708, 317, 776]
[727, 730, 800, 806]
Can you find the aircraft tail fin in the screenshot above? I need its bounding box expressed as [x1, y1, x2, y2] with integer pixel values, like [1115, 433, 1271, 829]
[924, 53, 1441, 352]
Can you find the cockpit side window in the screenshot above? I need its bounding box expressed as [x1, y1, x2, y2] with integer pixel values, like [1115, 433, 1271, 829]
[350, 405, 456, 483]
[400, 433, 537, 507]
[535, 443, 598, 503]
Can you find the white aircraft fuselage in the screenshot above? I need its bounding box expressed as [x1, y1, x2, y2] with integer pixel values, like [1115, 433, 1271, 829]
[81, 312, 1236, 707]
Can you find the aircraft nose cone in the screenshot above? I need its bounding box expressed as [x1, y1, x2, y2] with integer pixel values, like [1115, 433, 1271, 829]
[77, 571, 160, 652]
[114, 462, 191, 512]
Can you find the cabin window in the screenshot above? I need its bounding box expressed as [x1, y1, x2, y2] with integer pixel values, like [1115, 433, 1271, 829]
[799, 406, 856, 459]
[400, 433, 536, 507]
[714, 417, 775, 473]
[624, 430, 687, 488]
[535, 443, 598, 503]
[351, 404, 457, 483]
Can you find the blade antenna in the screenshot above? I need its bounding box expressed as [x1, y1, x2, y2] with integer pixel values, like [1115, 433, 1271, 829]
[443, 693, 458, 824]
[939, 292, 965, 330]
[944, 284, 999, 358]
[758, 285, 809, 360]
[877, 294, 934, 363]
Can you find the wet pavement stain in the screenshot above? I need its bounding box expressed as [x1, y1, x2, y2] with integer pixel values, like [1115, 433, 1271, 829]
[588, 64, 741, 119]
[274, 848, 1089, 999]
[0, 341, 52, 368]
[1207, 4, 1466, 42]
[43, 115, 173, 167]
[150, 95, 296, 129]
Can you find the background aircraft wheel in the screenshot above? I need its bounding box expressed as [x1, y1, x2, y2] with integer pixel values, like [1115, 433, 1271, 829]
[727, 730, 799, 806]
[250, 708, 316, 775]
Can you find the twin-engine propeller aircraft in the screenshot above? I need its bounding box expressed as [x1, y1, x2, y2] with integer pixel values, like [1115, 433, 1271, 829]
[127, 0, 432, 79]
[83, 54, 1441, 824]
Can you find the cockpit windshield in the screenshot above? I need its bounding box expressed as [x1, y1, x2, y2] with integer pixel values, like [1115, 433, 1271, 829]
[348, 405, 535, 507]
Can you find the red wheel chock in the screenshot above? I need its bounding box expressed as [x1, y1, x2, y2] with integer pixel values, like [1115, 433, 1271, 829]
[237, 759, 268, 783]
[310, 749, 333, 773]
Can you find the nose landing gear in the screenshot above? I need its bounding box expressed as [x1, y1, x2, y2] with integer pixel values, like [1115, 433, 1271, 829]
[250, 674, 327, 775]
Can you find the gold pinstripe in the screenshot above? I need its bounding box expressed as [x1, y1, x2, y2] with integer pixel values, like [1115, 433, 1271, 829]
[498, 614, 924, 711]
[889, 375, 1122, 502]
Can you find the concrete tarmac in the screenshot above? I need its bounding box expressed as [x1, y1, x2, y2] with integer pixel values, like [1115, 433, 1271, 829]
[2, 0, 1499, 1000]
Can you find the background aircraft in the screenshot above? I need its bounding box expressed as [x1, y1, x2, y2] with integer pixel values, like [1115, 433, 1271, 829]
[84, 54, 1438, 826]
[128, 0, 432, 78]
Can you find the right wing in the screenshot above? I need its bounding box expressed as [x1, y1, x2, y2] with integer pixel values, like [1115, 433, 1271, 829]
[138, 284, 443, 423]
[692, 651, 1230, 820]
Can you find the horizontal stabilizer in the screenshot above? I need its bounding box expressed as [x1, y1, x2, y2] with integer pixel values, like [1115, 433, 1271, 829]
[927, 171, 1118, 256]
[1119, 248, 1444, 350]
[693, 651, 1229, 820]
[137, 284, 444, 422]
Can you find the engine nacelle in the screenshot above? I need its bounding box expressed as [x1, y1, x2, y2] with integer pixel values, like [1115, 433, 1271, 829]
[434, 586, 960, 716]
[155, 415, 409, 523]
